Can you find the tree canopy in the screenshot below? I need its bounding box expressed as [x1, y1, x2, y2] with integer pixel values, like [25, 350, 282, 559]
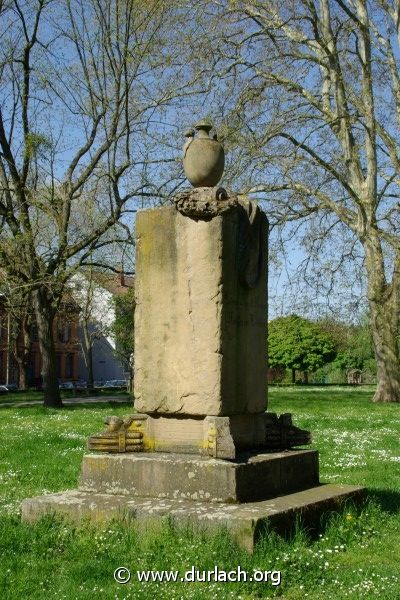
[111, 287, 135, 366]
[319, 317, 376, 373]
[268, 315, 336, 382]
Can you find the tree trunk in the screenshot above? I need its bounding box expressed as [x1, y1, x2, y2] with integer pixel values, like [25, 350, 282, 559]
[13, 316, 31, 391]
[32, 290, 62, 407]
[292, 368, 296, 383]
[87, 344, 94, 392]
[19, 366, 27, 390]
[15, 356, 28, 390]
[129, 353, 134, 395]
[302, 371, 309, 384]
[82, 323, 94, 391]
[369, 300, 400, 402]
[86, 345, 94, 391]
[364, 240, 400, 403]
[5, 312, 10, 385]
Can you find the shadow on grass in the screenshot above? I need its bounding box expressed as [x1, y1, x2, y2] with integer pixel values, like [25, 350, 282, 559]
[368, 489, 400, 513]
[255, 494, 375, 549]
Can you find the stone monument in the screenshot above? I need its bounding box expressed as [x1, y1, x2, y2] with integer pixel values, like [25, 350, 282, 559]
[22, 120, 364, 551]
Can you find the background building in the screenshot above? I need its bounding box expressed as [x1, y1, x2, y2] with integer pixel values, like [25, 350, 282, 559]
[0, 269, 134, 388]
[0, 295, 80, 387]
[71, 270, 134, 386]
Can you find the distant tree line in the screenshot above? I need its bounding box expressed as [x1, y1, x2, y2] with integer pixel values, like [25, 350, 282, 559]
[268, 315, 376, 385]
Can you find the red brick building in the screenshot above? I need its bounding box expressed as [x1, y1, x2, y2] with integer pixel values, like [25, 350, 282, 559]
[0, 297, 80, 388]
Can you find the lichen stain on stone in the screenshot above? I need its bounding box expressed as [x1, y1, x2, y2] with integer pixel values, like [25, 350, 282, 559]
[86, 456, 109, 473]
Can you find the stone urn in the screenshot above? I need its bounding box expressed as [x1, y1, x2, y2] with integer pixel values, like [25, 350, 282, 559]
[183, 120, 225, 187]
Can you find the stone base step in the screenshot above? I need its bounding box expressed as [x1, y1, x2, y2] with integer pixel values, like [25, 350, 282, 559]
[21, 483, 365, 552]
[78, 450, 319, 503]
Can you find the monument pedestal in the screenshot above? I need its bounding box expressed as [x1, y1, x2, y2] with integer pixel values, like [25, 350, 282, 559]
[21, 450, 364, 552]
[79, 450, 319, 502]
[21, 184, 365, 550]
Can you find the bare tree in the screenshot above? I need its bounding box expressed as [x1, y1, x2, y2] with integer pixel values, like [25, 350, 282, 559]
[6, 288, 33, 390]
[0, 0, 202, 406]
[196, 0, 400, 402]
[0, 276, 35, 389]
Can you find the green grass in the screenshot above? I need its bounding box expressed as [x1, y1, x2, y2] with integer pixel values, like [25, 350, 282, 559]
[0, 388, 399, 599]
[0, 389, 131, 405]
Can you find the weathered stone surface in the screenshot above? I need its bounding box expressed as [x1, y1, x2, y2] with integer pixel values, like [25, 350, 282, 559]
[21, 484, 365, 553]
[78, 450, 319, 503]
[183, 120, 225, 187]
[134, 203, 268, 416]
[87, 412, 311, 459]
[174, 187, 238, 218]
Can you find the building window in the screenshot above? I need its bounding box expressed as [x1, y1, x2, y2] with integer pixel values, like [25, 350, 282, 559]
[56, 354, 62, 378]
[30, 325, 38, 342]
[11, 322, 18, 338]
[27, 355, 35, 385]
[57, 323, 71, 343]
[65, 354, 74, 379]
[10, 357, 18, 385]
[0, 317, 6, 341]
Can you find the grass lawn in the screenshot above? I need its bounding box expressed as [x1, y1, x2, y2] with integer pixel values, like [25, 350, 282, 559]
[0, 386, 399, 599]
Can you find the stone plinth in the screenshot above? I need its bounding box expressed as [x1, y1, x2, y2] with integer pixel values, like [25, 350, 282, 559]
[134, 201, 268, 417]
[21, 484, 365, 553]
[88, 412, 311, 460]
[79, 450, 319, 503]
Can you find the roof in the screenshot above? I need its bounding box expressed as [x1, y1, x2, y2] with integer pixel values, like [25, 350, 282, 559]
[83, 271, 134, 297]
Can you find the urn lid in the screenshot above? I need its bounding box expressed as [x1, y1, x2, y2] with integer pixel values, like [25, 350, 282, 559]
[194, 119, 213, 135]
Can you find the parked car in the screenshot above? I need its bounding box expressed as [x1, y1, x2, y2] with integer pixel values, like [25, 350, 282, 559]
[75, 380, 88, 390]
[103, 379, 128, 389]
[4, 383, 18, 391]
[58, 381, 75, 390]
[0, 384, 18, 393]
